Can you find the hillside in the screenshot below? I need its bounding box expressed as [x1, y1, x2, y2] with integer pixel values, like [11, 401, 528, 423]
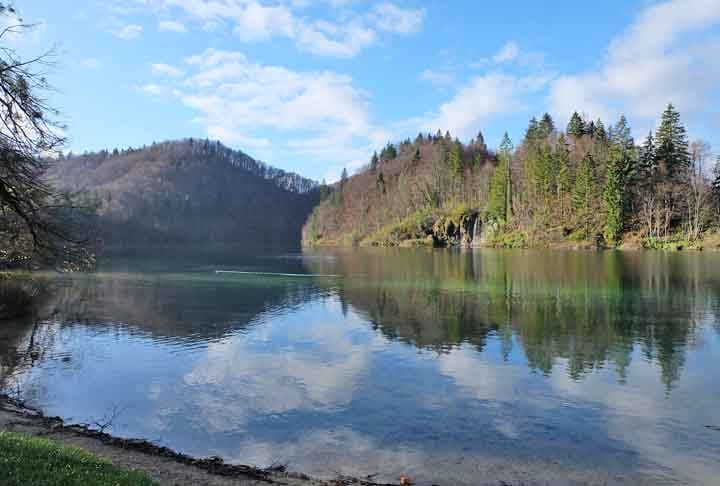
[49, 139, 318, 248]
[303, 133, 495, 247]
[303, 106, 720, 250]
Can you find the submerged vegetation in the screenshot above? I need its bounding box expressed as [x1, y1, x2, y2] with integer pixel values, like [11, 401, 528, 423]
[304, 106, 720, 250]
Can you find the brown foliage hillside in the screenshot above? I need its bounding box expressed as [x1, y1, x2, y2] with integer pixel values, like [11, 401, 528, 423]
[49, 139, 318, 248]
[303, 133, 495, 246]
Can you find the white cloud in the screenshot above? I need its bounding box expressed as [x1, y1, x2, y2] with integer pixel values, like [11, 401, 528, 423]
[422, 72, 553, 139]
[549, 0, 720, 130]
[158, 19, 187, 32]
[154, 48, 389, 180]
[134, 0, 424, 58]
[419, 68, 454, 85]
[493, 41, 520, 63]
[372, 3, 425, 34]
[150, 62, 184, 77]
[112, 23, 143, 40]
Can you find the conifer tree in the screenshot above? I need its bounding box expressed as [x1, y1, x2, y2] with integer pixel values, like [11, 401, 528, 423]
[370, 152, 379, 172]
[525, 117, 540, 143]
[639, 131, 657, 175]
[567, 112, 585, 138]
[595, 119, 607, 142]
[555, 134, 572, 223]
[572, 153, 596, 237]
[611, 115, 634, 153]
[656, 103, 690, 176]
[603, 146, 628, 245]
[712, 156, 720, 213]
[446, 141, 464, 180]
[539, 113, 555, 138]
[487, 133, 513, 223]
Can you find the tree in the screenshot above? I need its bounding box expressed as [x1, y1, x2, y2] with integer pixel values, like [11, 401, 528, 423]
[639, 132, 657, 175]
[603, 146, 628, 245]
[656, 103, 690, 176]
[538, 113, 555, 138]
[446, 140, 464, 181]
[555, 134, 572, 223]
[370, 152, 379, 172]
[572, 153, 596, 238]
[712, 156, 720, 220]
[0, 7, 93, 270]
[610, 115, 634, 153]
[567, 112, 585, 138]
[487, 133, 513, 223]
[686, 140, 712, 240]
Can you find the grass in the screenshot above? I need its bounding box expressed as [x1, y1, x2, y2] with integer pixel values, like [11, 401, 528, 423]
[0, 431, 158, 486]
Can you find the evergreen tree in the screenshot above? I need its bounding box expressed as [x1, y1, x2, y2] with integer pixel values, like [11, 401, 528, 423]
[656, 103, 690, 175]
[712, 156, 720, 212]
[611, 115, 634, 153]
[572, 153, 596, 237]
[639, 131, 657, 175]
[586, 120, 596, 138]
[370, 152, 379, 172]
[413, 148, 421, 163]
[595, 119, 607, 142]
[555, 134, 572, 222]
[474, 130, 487, 153]
[567, 112, 586, 138]
[446, 141, 464, 180]
[525, 117, 540, 142]
[487, 133, 513, 223]
[539, 113, 555, 138]
[603, 146, 628, 245]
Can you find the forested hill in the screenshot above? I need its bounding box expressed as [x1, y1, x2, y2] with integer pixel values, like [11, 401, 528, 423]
[49, 139, 319, 248]
[303, 104, 720, 250]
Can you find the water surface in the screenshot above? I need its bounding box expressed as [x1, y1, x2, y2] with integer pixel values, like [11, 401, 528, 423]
[1, 248, 719, 485]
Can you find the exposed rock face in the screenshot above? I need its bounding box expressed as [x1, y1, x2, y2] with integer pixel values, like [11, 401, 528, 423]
[431, 211, 480, 247]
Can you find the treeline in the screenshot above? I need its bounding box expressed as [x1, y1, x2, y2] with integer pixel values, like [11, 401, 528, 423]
[304, 103, 720, 249]
[59, 138, 317, 195]
[485, 104, 719, 247]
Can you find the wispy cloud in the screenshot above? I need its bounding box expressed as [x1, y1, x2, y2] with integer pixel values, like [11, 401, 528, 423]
[122, 1, 424, 58]
[140, 49, 389, 180]
[549, 0, 720, 130]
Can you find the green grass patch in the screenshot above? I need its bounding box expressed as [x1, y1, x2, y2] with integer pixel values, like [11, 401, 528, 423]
[0, 431, 158, 486]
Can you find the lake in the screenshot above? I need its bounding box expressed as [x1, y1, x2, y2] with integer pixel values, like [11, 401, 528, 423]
[1, 248, 719, 485]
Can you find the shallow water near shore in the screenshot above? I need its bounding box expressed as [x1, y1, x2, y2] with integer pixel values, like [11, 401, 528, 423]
[1, 248, 720, 485]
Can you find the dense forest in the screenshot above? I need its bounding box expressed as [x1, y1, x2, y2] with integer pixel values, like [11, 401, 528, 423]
[303, 104, 720, 250]
[50, 139, 319, 249]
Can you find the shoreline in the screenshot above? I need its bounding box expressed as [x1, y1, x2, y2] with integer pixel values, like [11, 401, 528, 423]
[0, 395, 393, 486]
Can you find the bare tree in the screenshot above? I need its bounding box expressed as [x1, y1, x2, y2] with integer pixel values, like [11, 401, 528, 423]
[0, 4, 94, 270]
[686, 140, 712, 241]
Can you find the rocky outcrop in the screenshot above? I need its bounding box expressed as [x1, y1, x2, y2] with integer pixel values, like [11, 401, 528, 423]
[431, 211, 480, 247]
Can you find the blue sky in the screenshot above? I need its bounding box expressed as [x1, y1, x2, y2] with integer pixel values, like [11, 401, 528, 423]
[14, 0, 720, 181]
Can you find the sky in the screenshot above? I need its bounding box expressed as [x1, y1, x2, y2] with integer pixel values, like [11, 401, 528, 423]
[12, 0, 720, 181]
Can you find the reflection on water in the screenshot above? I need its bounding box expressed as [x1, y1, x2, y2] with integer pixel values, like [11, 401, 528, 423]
[1, 249, 720, 485]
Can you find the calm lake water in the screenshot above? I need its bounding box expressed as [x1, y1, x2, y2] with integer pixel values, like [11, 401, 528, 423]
[1, 248, 720, 485]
